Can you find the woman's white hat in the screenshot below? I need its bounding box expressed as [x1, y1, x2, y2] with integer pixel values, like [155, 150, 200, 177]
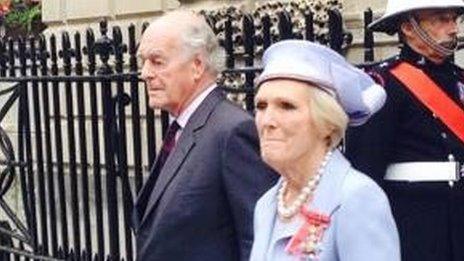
[255, 40, 386, 126]
[369, 0, 464, 35]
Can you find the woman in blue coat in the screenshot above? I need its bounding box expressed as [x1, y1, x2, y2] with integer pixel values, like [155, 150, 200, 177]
[250, 40, 400, 261]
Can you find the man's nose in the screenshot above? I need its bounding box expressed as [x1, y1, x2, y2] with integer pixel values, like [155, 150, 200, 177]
[260, 108, 277, 128]
[447, 16, 460, 35]
[140, 60, 153, 80]
[448, 23, 458, 36]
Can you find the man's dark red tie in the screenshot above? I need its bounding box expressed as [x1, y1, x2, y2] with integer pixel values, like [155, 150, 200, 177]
[136, 120, 181, 218]
[156, 120, 181, 172]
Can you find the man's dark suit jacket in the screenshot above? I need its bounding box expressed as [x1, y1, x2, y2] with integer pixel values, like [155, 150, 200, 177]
[133, 87, 277, 261]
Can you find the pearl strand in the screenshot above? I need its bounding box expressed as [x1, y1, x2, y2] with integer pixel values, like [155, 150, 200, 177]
[277, 150, 333, 220]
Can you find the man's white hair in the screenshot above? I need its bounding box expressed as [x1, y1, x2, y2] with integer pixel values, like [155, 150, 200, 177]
[153, 10, 226, 75]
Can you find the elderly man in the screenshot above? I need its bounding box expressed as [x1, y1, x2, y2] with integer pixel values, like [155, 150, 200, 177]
[132, 10, 276, 261]
[346, 1, 464, 260]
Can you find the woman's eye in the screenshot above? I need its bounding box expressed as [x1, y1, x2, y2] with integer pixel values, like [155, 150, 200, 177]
[280, 101, 296, 110]
[255, 101, 267, 111]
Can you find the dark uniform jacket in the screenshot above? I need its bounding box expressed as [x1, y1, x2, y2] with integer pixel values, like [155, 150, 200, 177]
[346, 45, 464, 261]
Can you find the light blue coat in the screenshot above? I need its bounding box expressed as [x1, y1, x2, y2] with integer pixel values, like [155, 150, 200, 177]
[250, 150, 400, 261]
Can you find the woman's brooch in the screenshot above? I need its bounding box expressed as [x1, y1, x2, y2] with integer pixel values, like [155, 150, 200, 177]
[285, 206, 330, 259]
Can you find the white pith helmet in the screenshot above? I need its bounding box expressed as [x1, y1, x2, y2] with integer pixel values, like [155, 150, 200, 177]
[369, 0, 464, 35]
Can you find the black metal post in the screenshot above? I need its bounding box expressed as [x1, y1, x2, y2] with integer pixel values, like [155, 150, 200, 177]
[278, 11, 293, 40]
[50, 34, 69, 256]
[0, 40, 6, 76]
[113, 25, 133, 261]
[94, 20, 120, 261]
[364, 8, 375, 62]
[85, 28, 105, 261]
[75, 31, 92, 261]
[29, 36, 49, 255]
[304, 11, 314, 41]
[328, 9, 344, 53]
[261, 14, 272, 51]
[8, 37, 33, 259]
[242, 14, 255, 112]
[38, 35, 58, 257]
[61, 31, 81, 256]
[224, 17, 235, 69]
[18, 37, 38, 253]
[128, 24, 143, 193]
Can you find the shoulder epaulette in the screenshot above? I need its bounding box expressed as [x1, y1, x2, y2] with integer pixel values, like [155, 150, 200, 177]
[362, 56, 400, 86]
[379, 55, 401, 70]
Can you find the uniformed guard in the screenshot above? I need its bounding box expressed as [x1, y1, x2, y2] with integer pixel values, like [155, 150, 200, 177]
[345, 1, 464, 260]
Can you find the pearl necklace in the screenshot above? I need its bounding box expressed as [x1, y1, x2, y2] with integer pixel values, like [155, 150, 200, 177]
[277, 150, 333, 220]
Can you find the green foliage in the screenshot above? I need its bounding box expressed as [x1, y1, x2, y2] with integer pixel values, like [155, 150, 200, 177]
[4, 3, 41, 32]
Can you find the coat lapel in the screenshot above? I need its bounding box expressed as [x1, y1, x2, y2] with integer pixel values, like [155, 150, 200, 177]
[309, 150, 350, 216]
[269, 150, 351, 248]
[132, 157, 165, 229]
[140, 88, 225, 225]
[252, 181, 279, 261]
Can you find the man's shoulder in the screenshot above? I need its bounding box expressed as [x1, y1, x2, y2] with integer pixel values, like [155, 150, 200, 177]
[213, 96, 254, 122]
[194, 95, 256, 141]
[362, 55, 401, 87]
[194, 87, 253, 126]
[365, 55, 403, 75]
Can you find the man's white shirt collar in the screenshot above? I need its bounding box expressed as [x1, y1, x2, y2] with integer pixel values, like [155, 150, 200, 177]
[172, 83, 217, 129]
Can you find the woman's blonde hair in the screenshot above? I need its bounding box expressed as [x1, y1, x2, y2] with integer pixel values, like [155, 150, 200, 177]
[307, 86, 348, 149]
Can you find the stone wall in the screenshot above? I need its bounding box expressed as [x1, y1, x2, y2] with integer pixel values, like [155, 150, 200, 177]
[39, 0, 403, 64]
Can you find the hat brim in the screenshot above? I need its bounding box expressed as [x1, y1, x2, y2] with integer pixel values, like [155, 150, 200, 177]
[255, 73, 336, 96]
[369, 6, 464, 35]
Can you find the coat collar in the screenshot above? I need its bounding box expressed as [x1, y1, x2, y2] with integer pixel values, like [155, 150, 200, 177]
[139, 88, 225, 225]
[400, 44, 455, 71]
[310, 149, 350, 216]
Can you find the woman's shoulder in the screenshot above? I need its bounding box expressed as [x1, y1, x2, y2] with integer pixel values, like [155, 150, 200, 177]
[333, 167, 400, 261]
[339, 168, 390, 206]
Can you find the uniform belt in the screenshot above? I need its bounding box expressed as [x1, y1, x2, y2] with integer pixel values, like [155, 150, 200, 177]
[384, 162, 462, 182]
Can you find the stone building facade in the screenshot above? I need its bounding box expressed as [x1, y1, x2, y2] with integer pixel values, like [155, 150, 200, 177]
[40, 0, 399, 63]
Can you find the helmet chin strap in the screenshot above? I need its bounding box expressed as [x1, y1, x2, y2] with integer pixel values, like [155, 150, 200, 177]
[409, 16, 456, 57]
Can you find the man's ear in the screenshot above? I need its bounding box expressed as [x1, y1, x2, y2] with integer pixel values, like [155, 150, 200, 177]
[192, 54, 206, 81]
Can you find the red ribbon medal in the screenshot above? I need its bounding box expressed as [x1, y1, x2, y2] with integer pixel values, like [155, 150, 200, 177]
[285, 206, 330, 259]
